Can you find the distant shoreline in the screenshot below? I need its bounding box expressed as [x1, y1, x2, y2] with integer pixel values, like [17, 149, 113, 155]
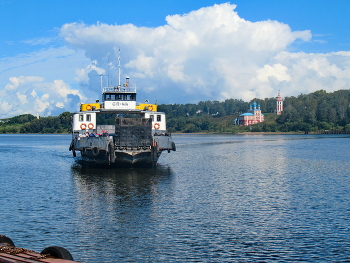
[2, 131, 349, 135]
[236, 132, 305, 135]
[173, 131, 350, 135]
[172, 132, 306, 135]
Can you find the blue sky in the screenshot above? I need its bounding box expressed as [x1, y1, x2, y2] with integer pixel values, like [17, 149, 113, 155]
[1, 0, 350, 118]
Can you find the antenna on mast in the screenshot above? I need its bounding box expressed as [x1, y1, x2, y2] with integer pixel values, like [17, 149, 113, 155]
[99, 74, 103, 93]
[94, 72, 105, 95]
[118, 48, 121, 88]
[107, 56, 110, 87]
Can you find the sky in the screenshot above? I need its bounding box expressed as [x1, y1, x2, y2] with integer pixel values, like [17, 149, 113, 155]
[1, 0, 350, 118]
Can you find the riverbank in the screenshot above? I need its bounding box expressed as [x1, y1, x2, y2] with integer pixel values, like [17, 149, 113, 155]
[172, 131, 306, 135]
[173, 130, 350, 135]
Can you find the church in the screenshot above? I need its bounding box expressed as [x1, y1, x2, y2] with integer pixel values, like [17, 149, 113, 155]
[235, 92, 283, 126]
[236, 102, 264, 126]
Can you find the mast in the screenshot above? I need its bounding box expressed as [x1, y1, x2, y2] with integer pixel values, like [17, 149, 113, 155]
[118, 48, 121, 88]
[107, 56, 110, 87]
[99, 74, 103, 94]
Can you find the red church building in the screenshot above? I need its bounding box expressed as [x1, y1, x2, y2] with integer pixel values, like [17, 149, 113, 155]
[236, 102, 264, 126]
[235, 92, 283, 126]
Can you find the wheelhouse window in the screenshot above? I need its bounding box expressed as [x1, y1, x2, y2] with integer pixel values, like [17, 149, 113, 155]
[150, 115, 154, 122]
[157, 115, 161, 121]
[86, 114, 91, 122]
[103, 92, 136, 101]
[79, 115, 84, 122]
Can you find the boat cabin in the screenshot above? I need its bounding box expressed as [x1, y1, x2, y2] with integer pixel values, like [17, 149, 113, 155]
[72, 111, 167, 135]
[102, 86, 137, 110]
[73, 76, 167, 136]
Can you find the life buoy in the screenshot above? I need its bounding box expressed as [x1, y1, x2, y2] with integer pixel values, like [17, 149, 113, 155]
[88, 123, 94, 129]
[80, 123, 87, 130]
[154, 123, 160, 129]
[86, 104, 92, 110]
[148, 105, 153, 111]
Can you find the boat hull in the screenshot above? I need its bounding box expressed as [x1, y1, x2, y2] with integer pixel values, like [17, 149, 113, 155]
[114, 151, 156, 166]
[78, 148, 159, 167]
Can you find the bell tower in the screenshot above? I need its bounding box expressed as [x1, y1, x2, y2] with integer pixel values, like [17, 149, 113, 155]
[276, 91, 283, 115]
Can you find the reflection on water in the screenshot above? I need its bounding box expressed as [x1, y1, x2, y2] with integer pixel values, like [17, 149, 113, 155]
[70, 164, 176, 262]
[1, 134, 350, 262]
[71, 164, 174, 206]
[71, 163, 174, 186]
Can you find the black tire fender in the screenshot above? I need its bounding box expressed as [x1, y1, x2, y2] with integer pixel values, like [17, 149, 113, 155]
[0, 235, 15, 246]
[41, 246, 74, 260]
[92, 147, 99, 156]
[69, 140, 74, 151]
[109, 142, 115, 163]
[81, 148, 86, 156]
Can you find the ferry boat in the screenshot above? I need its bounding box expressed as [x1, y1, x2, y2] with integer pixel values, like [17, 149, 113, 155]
[69, 76, 176, 167]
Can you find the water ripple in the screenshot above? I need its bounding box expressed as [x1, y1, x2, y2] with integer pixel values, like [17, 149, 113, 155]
[0, 134, 350, 262]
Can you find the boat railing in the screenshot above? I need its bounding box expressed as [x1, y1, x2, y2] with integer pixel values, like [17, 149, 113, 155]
[102, 86, 136, 93]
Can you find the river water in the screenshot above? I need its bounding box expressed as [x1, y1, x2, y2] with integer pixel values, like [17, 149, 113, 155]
[0, 134, 349, 262]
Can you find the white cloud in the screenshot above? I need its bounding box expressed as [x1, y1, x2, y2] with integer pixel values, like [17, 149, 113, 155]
[0, 101, 13, 116]
[5, 76, 44, 91]
[74, 61, 105, 84]
[17, 92, 27, 104]
[60, 3, 320, 103]
[0, 44, 90, 118]
[56, 102, 64, 108]
[273, 51, 350, 95]
[35, 98, 50, 113]
[0, 76, 85, 118]
[22, 37, 56, 46]
[257, 64, 291, 82]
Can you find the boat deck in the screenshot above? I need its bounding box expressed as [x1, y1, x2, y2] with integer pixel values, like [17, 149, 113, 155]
[0, 236, 78, 263]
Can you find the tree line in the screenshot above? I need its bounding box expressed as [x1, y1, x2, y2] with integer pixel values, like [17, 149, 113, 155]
[0, 112, 72, 134]
[158, 89, 350, 133]
[1, 89, 350, 134]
